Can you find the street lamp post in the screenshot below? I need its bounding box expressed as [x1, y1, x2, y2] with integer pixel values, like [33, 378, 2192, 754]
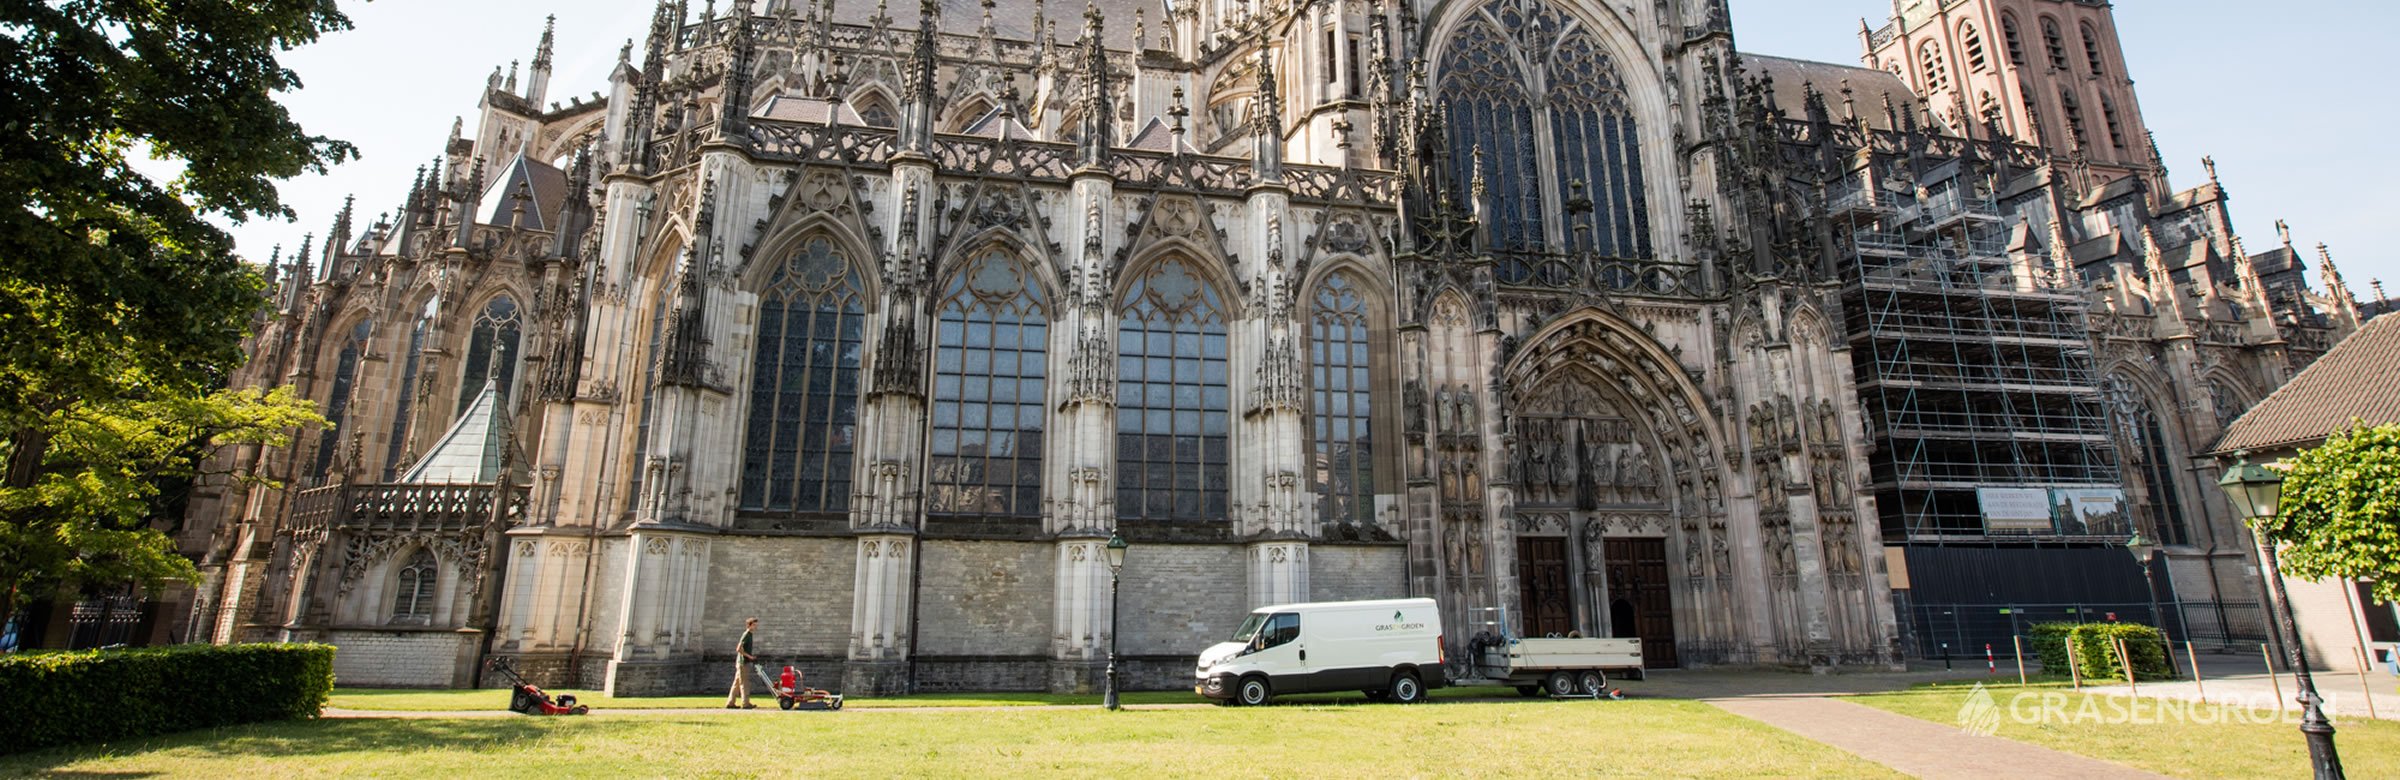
[1103, 531, 1128, 711]
[2219, 454, 2343, 780]
[2123, 531, 2174, 675]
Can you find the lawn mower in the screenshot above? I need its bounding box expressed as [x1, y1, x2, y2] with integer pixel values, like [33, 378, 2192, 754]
[486, 656, 591, 716]
[755, 664, 844, 711]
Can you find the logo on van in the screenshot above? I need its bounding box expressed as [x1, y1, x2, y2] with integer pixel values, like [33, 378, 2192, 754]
[1375, 610, 1427, 632]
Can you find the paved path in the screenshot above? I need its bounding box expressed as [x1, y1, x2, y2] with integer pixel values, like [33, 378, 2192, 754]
[1707, 695, 2164, 780]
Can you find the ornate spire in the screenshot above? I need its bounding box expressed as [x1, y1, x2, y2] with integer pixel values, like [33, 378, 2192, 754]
[533, 15, 556, 72]
[1251, 32, 1284, 183]
[718, 7, 758, 142]
[2317, 243, 2364, 328]
[898, 0, 940, 154]
[1073, 2, 1113, 167]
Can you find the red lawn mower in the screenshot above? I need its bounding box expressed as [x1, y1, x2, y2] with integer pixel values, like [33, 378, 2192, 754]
[755, 664, 845, 711]
[485, 657, 591, 716]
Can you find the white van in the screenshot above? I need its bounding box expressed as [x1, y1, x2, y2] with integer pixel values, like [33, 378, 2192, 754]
[1193, 598, 1446, 706]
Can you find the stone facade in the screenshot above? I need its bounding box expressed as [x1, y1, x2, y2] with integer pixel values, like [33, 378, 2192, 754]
[172, 0, 2372, 693]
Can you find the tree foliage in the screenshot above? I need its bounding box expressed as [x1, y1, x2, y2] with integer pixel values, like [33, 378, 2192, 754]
[2257, 423, 2400, 603]
[0, 1, 356, 431]
[0, 2, 357, 627]
[0, 387, 323, 629]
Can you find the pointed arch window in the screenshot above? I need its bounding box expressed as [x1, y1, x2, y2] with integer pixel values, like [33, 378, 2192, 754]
[2001, 14, 2025, 65]
[739, 237, 868, 514]
[1440, 2, 1651, 281]
[2059, 88, 2087, 147]
[1309, 273, 1375, 526]
[1918, 41, 1948, 93]
[2100, 95, 2127, 149]
[2106, 375, 2189, 546]
[1117, 258, 1230, 522]
[391, 549, 437, 625]
[384, 301, 434, 480]
[310, 320, 375, 483]
[930, 252, 1048, 517]
[853, 92, 898, 128]
[2040, 16, 2068, 71]
[1438, 14, 1545, 265]
[2080, 22, 2106, 76]
[455, 296, 522, 419]
[627, 281, 672, 507]
[1961, 23, 1988, 73]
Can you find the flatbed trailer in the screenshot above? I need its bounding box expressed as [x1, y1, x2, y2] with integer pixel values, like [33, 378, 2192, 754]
[1447, 608, 1642, 698]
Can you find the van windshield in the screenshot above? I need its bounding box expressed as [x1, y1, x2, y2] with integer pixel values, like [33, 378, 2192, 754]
[1231, 613, 1267, 642]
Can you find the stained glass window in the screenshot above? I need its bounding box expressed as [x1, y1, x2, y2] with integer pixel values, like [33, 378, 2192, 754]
[930, 252, 1047, 516]
[1439, 16, 1544, 269]
[1439, 1, 1651, 280]
[392, 548, 437, 625]
[1309, 274, 1374, 525]
[1549, 30, 1650, 262]
[738, 237, 868, 514]
[455, 296, 522, 419]
[627, 282, 671, 506]
[310, 319, 374, 483]
[1116, 258, 1230, 522]
[383, 302, 433, 480]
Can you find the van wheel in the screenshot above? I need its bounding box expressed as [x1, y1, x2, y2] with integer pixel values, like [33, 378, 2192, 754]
[1545, 671, 1578, 696]
[1237, 676, 1272, 707]
[1387, 671, 1425, 704]
[1578, 671, 1606, 698]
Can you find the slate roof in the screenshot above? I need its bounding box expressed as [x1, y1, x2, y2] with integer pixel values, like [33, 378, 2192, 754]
[1739, 54, 1934, 133]
[2213, 313, 2400, 454]
[477, 154, 571, 231]
[400, 380, 514, 484]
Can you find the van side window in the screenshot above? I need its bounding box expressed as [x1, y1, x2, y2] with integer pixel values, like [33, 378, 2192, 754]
[1260, 613, 1301, 649]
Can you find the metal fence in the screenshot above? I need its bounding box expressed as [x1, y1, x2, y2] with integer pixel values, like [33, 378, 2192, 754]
[1902, 600, 2271, 662]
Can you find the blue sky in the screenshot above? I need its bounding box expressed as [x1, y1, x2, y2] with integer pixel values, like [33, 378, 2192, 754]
[230, 0, 2397, 302]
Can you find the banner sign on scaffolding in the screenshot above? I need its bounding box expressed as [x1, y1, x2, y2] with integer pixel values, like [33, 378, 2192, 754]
[1977, 487, 2054, 532]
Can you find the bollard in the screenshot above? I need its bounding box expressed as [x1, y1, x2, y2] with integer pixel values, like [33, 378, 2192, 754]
[2187, 641, 2205, 699]
[2262, 643, 2284, 705]
[2067, 637, 2083, 691]
[1941, 642, 1952, 671]
[2114, 636, 2138, 695]
[2013, 636, 2028, 686]
[2358, 648, 2381, 720]
[1986, 643, 1996, 675]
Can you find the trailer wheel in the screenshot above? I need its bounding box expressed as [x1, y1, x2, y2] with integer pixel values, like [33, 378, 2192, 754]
[1578, 671, 1606, 698]
[1387, 671, 1425, 704]
[778, 696, 796, 711]
[1545, 671, 1578, 696]
[1237, 676, 1272, 707]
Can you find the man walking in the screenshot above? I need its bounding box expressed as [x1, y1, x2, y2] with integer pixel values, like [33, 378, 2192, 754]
[727, 617, 760, 709]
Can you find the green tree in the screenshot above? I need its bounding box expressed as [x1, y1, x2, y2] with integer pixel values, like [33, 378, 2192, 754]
[1, 3, 358, 628]
[0, 386, 324, 631]
[2256, 423, 2400, 603]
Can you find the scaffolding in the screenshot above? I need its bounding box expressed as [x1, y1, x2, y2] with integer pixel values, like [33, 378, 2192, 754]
[1837, 163, 2126, 541]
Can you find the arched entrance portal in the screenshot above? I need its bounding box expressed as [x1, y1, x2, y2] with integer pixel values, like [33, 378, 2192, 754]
[1500, 312, 1733, 669]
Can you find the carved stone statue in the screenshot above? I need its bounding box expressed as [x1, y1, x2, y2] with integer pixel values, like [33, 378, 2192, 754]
[1435, 387, 1456, 434]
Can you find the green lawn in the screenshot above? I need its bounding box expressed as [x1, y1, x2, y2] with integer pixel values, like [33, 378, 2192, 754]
[3, 698, 1893, 778]
[1847, 681, 2400, 779]
[329, 684, 1523, 712]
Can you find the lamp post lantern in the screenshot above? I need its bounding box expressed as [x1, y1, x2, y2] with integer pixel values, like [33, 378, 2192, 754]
[2219, 454, 2343, 780]
[1103, 531, 1128, 711]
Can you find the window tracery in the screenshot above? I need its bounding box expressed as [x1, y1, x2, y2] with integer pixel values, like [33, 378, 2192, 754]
[738, 237, 868, 514]
[311, 319, 375, 483]
[1116, 258, 1230, 522]
[455, 296, 522, 418]
[391, 548, 436, 625]
[1918, 41, 1948, 93]
[1309, 273, 1374, 526]
[929, 252, 1048, 517]
[385, 301, 433, 480]
[1438, 0, 1651, 280]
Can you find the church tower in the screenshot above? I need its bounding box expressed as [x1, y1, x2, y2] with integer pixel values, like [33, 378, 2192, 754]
[1863, 0, 2162, 193]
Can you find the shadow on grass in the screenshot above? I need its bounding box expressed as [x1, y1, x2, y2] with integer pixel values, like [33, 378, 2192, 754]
[0, 717, 661, 777]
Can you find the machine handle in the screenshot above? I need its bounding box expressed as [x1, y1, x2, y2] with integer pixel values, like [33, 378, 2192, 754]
[1299, 648, 1307, 661]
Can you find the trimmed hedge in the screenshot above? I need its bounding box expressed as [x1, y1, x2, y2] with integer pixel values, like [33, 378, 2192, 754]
[2029, 622, 2172, 681]
[0, 643, 334, 755]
